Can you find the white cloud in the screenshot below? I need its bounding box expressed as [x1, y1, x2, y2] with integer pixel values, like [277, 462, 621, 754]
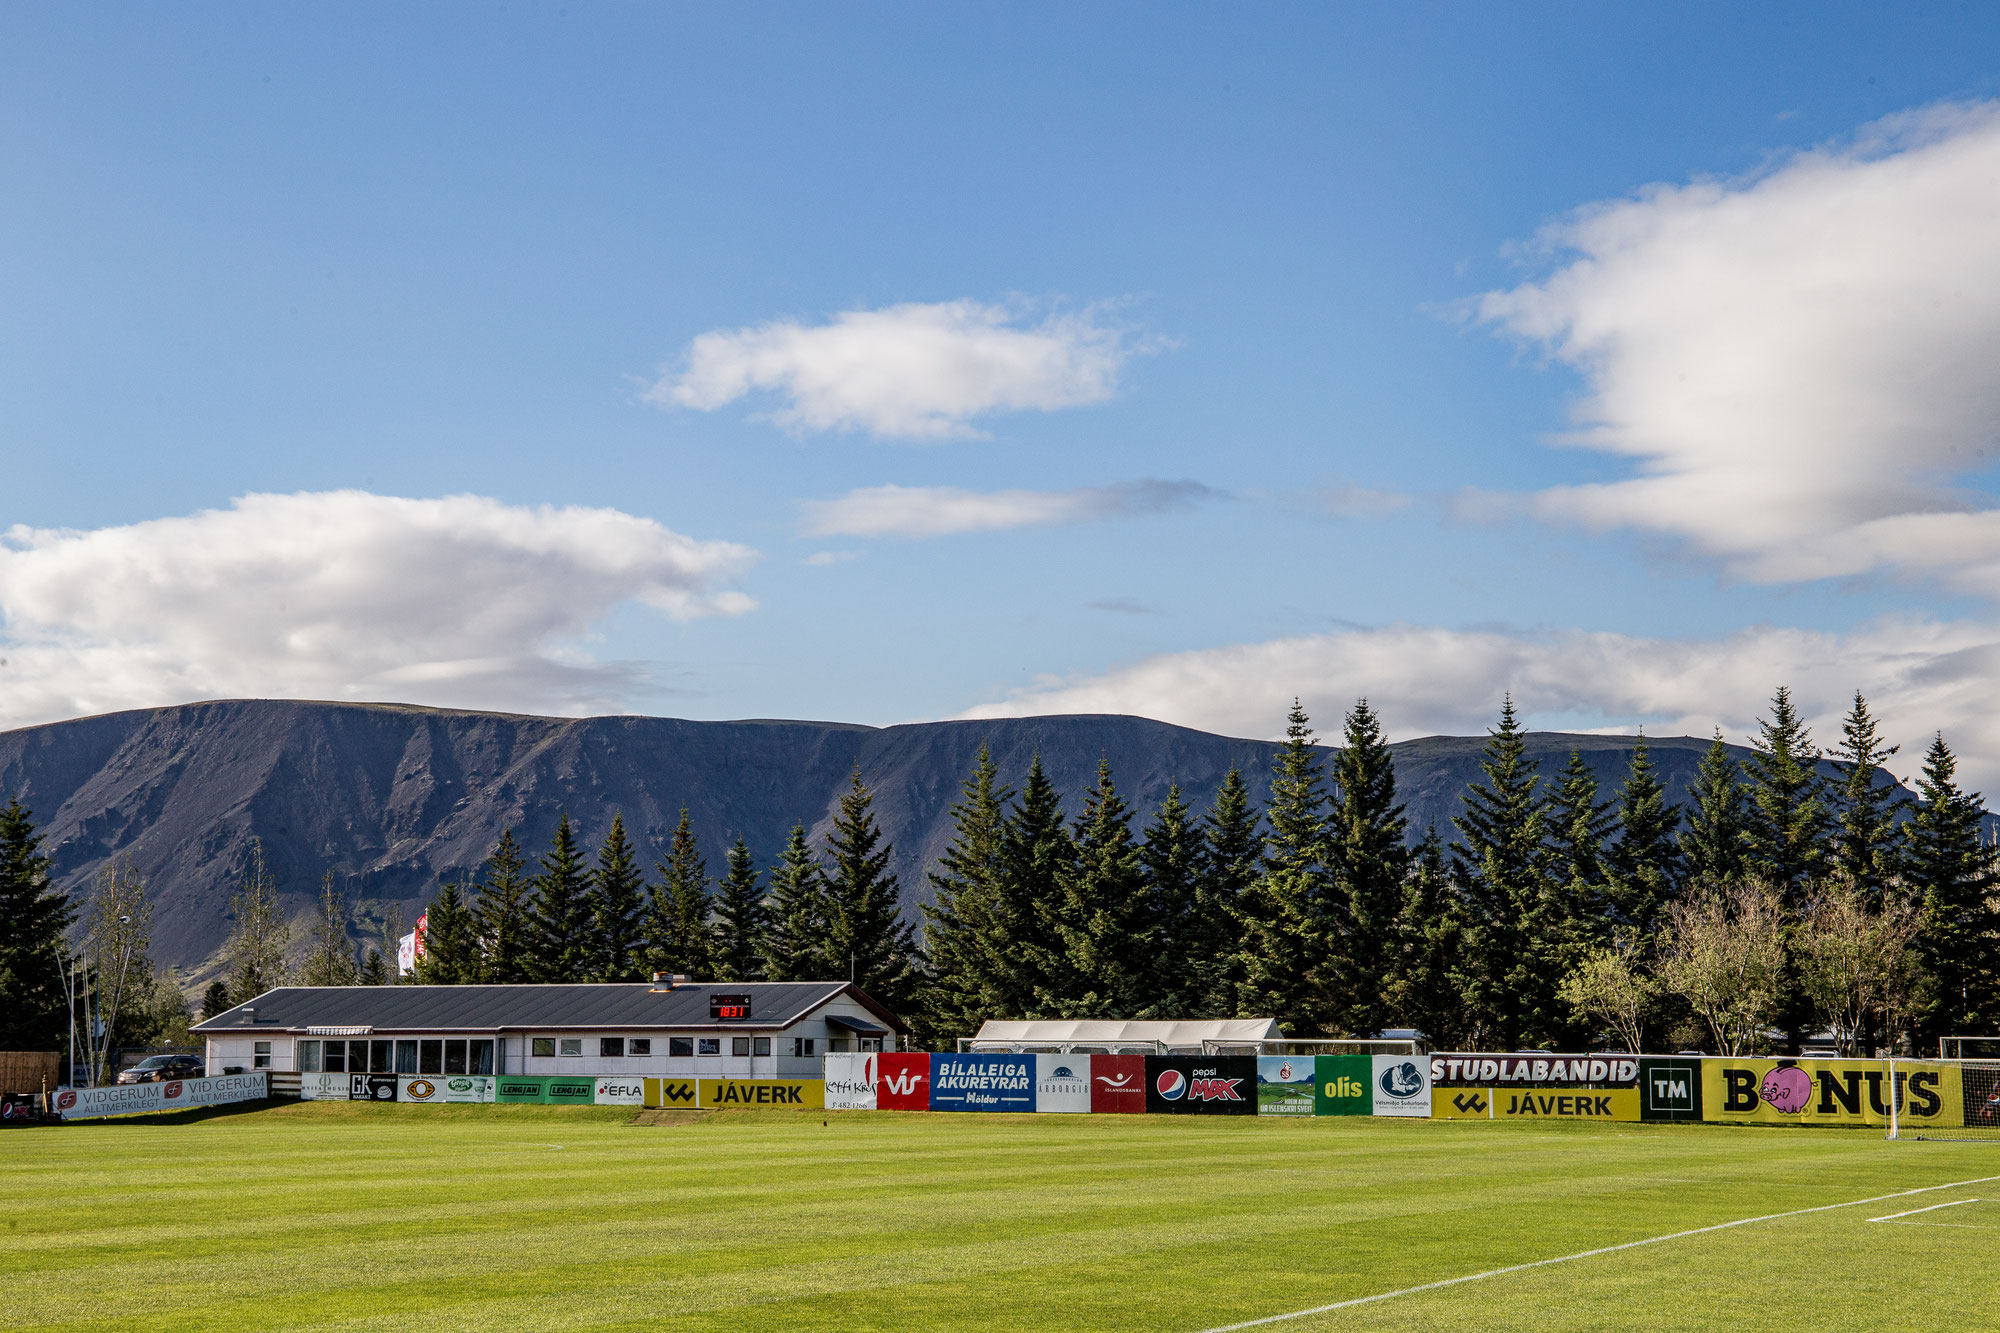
[799, 480, 1220, 539]
[650, 299, 1144, 439]
[0, 491, 756, 726]
[1478, 101, 2000, 596]
[803, 550, 861, 568]
[959, 618, 2000, 793]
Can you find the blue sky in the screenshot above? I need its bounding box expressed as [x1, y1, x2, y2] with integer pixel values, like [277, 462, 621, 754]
[6, 6, 2000, 785]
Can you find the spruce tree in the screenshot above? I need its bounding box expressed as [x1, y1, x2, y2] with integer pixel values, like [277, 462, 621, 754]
[994, 755, 1074, 1013]
[358, 951, 390, 986]
[1384, 826, 1470, 1049]
[475, 829, 534, 984]
[1830, 691, 1904, 898]
[526, 814, 594, 983]
[1680, 730, 1750, 884]
[0, 798, 73, 1049]
[1545, 750, 1614, 947]
[821, 770, 921, 1009]
[1140, 783, 1205, 1016]
[1742, 686, 1828, 903]
[921, 745, 1014, 1039]
[1904, 734, 2000, 1041]
[1038, 759, 1151, 1018]
[648, 808, 714, 980]
[200, 980, 232, 1019]
[1240, 701, 1335, 1033]
[1197, 768, 1261, 1016]
[1604, 735, 1682, 934]
[588, 814, 646, 981]
[413, 881, 482, 984]
[711, 836, 769, 982]
[1328, 699, 1407, 1035]
[1450, 697, 1555, 1048]
[761, 824, 830, 981]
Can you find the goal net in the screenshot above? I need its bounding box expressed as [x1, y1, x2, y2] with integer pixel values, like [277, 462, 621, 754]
[1888, 1057, 2000, 1142]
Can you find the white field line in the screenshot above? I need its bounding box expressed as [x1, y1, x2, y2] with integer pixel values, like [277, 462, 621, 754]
[1869, 1198, 1979, 1222]
[1198, 1174, 2000, 1333]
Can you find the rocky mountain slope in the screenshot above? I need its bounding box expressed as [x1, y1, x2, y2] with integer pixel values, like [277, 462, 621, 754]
[0, 699, 1882, 973]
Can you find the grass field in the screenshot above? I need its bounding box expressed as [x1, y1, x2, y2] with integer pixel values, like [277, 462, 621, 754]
[6, 1102, 1999, 1331]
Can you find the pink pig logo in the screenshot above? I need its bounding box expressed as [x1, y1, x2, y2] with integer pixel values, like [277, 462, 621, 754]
[1760, 1065, 1812, 1114]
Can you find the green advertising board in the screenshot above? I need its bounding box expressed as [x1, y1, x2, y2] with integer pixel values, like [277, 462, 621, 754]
[495, 1076, 548, 1104]
[544, 1077, 596, 1104]
[1314, 1054, 1371, 1116]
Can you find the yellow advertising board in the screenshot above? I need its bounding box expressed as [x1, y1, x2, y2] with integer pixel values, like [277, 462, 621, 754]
[1432, 1087, 1639, 1121]
[699, 1078, 825, 1111]
[1702, 1060, 1962, 1127]
[642, 1078, 700, 1109]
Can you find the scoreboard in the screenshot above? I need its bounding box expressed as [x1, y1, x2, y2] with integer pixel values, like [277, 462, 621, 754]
[709, 993, 752, 1021]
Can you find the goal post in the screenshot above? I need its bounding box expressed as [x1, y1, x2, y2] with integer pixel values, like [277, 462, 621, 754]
[1887, 1056, 2000, 1142]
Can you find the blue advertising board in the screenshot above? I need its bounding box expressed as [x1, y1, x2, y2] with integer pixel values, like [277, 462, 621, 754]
[927, 1054, 1036, 1112]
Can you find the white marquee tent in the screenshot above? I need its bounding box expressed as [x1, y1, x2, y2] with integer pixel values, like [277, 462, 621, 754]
[966, 1018, 1284, 1054]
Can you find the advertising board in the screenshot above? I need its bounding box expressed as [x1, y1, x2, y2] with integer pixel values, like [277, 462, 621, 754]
[544, 1077, 597, 1105]
[1256, 1056, 1316, 1116]
[1034, 1054, 1091, 1113]
[55, 1072, 268, 1120]
[1637, 1058, 1703, 1122]
[928, 1054, 1035, 1112]
[1089, 1054, 1147, 1114]
[700, 1078, 824, 1110]
[350, 1073, 399, 1103]
[1372, 1055, 1431, 1117]
[593, 1077, 645, 1106]
[876, 1053, 931, 1110]
[1144, 1056, 1256, 1115]
[1430, 1055, 1640, 1087]
[1314, 1054, 1371, 1116]
[495, 1075, 547, 1104]
[642, 1077, 700, 1109]
[1702, 1059, 1962, 1128]
[824, 1053, 877, 1111]
[299, 1072, 349, 1101]
[1433, 1088, 1495, 1119]
[1493, 1087, 1639, 1121]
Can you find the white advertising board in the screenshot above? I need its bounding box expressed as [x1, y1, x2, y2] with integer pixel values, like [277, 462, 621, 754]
[399, 1075, 496, 1103]
[1034, 1054, 1091, 1113]
[593, 1077, 645, 1106]
[1372, 1054, 1431, 1117]
[55, 1072, 268, 1120]
[823, 1053, 877, 1111]
[300, 1072, 350, 1101]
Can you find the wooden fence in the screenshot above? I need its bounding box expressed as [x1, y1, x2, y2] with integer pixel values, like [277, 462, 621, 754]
[0, 1051, 62, 1094]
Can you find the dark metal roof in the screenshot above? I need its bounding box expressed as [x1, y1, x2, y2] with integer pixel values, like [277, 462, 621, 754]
[192, 981, 906, 1035]
[824, 1012, 889, 1036]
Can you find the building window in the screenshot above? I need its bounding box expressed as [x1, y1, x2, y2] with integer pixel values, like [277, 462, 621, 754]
[600, 1037, 624, 1059]
[697, 1038, 720, 1056]
[323, 1042, 346, 1074]
[753, 1037, 770, 1057]
[420, 1039, 443, 1075]
[669, 1037, 692, 1057]
[445, 1040, 468, 1076]
[371, 1040, 392, 1073]
[560, 1038, 582, 1057]
[396, 1040, 418, 1074]
[253, 1041, 271, 1070]
[629, 1039, 651, 1057]
[792, 1038, 814, 1058]
[731, 1037, 750, 1057]
[532, 1037, 555, 1059]
[861, 1038, 882, 1053]
[470, 1039, 494, 1075]
[298, 1040, 321, 1073]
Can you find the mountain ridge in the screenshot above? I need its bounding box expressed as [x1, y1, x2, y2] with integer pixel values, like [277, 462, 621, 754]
[0, 698, 1904, 978]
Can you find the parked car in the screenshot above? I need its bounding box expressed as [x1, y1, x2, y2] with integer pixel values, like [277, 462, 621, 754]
[115, 1054, 205, 1085]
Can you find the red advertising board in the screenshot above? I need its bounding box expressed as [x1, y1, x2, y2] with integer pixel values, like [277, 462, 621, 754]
[876, 1053, 931, 1110]
[1090, 1054, 1147, 1113]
